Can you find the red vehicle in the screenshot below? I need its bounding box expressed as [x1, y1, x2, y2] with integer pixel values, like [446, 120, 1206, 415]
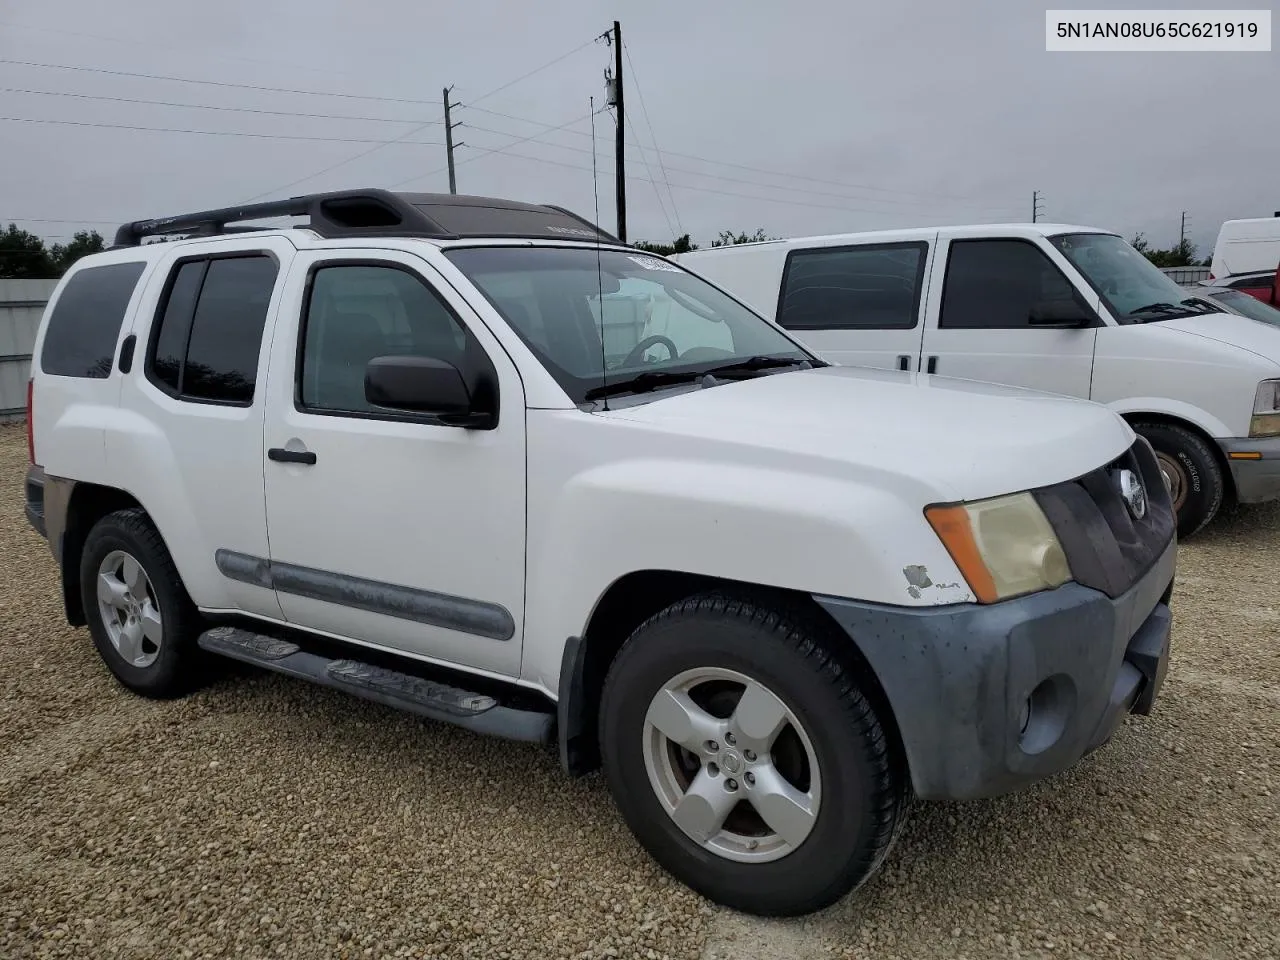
[1198, 264, 1279, 306]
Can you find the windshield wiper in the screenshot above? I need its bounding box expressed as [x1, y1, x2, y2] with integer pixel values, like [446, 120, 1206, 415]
[1128, 302, 1183, 316]
[1179, 297, 1220, 314]
[583, 369, 705, 401]
[1129, 300, 1219, 322]
[703, 355, 815, 377]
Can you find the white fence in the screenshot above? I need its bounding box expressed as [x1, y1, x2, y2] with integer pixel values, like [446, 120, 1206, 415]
[0, 280, 57, 421]
[1159, 266, 1211, 285]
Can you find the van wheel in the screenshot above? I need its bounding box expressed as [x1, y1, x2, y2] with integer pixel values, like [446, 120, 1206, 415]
[1133, 422, 1224, 538]
[598, 592, 909, 917]
[79, 508, 207, 699]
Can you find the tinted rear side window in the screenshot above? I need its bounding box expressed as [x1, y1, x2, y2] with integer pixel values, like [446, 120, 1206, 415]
[777, 243, 926, 330]
[147, 254, 278, 404]
[39, 261, 146, 378]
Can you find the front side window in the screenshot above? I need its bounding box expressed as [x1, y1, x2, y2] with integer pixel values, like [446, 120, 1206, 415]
[147, 254, 278, 404]
[778, 242, 927, 330]
[1049, 232, 1215, 323]
[443, 246, 813, 403]
[939, 239, 1084, 330]
[299, 263, 473, 415]
[40, 261, 146, 378]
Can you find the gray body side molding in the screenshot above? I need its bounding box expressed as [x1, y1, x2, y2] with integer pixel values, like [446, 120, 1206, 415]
[214, 549, 516, 641]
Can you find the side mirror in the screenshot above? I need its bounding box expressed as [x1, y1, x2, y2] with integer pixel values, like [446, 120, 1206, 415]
[1028, 297, 1096, 328]
[364, 355, 495, 428]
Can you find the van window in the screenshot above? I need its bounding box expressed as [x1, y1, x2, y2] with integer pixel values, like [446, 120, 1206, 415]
[146, 254, 279, 404]
[39, 261, 146, 378]
[939, 239, 1079, 329]
[777, 243, 926, 330]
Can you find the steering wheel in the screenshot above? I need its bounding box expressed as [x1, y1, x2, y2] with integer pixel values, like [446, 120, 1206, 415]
[621, 334, 679, 367]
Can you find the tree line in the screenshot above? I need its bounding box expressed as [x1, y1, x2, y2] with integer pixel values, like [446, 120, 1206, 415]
[633, 228, 776, 256]
[0, 224, 107, 279]
[1129, 233, 1210, 268]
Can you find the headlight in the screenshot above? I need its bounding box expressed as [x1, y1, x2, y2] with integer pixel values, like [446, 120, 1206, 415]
[925, 492, 1071, 604]
[1250, 379, 1280, 437]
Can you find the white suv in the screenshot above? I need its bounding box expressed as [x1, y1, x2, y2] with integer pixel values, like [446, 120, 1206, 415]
[24, 189, 1176, 917]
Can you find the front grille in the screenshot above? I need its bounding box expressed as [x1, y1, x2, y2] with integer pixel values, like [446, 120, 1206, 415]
[1033, 437, 1175, 599]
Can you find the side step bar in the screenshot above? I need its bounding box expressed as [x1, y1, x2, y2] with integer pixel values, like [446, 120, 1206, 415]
[198, 626, 553, 744]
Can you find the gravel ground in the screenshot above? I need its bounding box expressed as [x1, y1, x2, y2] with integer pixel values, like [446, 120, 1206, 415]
[1, 422, 1277, 960]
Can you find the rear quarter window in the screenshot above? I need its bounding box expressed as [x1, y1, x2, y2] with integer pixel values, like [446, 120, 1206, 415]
[39, 261, 147, 378]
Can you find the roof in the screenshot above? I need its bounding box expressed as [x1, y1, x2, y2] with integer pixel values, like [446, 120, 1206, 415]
[677, 222, 1115, 257]
[110, 188, 617, 248]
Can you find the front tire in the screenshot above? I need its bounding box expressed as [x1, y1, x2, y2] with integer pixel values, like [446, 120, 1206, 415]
[599, 592, 908, 917]
[1133, 421, 1224, 538]
[79, 507, 207, 699]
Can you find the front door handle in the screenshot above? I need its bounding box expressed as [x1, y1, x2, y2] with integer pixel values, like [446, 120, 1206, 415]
[925, 355, 938, 374]
[268, 447, 317, 465]
[897, 354, 910, 371]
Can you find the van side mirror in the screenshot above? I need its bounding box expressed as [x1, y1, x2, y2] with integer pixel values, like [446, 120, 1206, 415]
[364, 355, 496, 428]
[1028, 297, 1096, 328]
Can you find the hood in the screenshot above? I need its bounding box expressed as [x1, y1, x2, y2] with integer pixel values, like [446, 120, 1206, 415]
[597, 365, 1135, 503]
[1154, 312, 1280, 366]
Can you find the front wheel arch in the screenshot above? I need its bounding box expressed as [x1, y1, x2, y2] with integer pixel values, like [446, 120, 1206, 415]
[558, 572, 908, 788]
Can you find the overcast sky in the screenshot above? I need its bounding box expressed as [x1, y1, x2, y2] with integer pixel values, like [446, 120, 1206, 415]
[1, 0, 1275, 256]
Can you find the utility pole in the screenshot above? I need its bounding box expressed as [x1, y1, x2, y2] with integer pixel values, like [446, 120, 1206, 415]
[443, 86, 464, 194]
[609, 21, 626, 242]
[1180, 210, 1188, 246]
[1032, 190, 1044, 223]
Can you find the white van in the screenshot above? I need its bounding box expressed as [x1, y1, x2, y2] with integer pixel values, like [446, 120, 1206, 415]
[1210, 215, 1280, 282]
[675, 223, 1280, 537]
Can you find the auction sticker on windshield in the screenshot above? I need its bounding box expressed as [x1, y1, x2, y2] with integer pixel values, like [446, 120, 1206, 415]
[627, 256, 684, 273]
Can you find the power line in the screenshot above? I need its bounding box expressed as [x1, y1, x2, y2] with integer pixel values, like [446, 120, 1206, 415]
[464, 38, 598, 106]
[0, 115, 444, 145]
[0, 19, 391, 83]
[458, 120, 1020, 216]
[2, 217, 119, 224]
[622, 41, 681, 234]
[622, 107, 676, 239]
[458, 104, 1003, 205]
[427, 141, 1000, 219]
[0, 58, 436, 105]
[388, 110, 600, 190]
[0, 86, 442, 125]
[243, 36, 599, 203]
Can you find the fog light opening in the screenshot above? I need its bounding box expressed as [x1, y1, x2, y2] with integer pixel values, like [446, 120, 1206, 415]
[1018, 674, 1077, 755]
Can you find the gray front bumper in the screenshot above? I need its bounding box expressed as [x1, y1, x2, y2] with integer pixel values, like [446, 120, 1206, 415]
[815, 540, 1176, 802]
[1217, 436, 1280, 504]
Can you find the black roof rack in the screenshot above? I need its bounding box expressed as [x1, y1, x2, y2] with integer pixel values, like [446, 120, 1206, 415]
[112, 188, 619, 248]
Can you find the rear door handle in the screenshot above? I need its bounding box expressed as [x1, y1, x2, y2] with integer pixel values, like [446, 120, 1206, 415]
[925, 355, 938, 374]
[268, 447, 317, 465]
[897, 354, 910, 371]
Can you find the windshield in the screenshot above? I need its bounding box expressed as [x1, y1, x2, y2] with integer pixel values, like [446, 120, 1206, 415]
[443, 246, 814, 403]
[1048, 232, 1211, 323]
[1205, 289, 1280, 325]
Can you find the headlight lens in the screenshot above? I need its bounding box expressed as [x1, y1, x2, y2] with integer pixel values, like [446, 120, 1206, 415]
[1250, 380, 1280, 437]
[925, 492, 1071, 604]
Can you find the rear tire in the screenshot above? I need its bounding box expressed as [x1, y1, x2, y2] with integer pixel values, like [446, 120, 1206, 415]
[1133, 421, 1224, 538]
[79, 508, 207, 699]
[598, 591, 909, 917]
